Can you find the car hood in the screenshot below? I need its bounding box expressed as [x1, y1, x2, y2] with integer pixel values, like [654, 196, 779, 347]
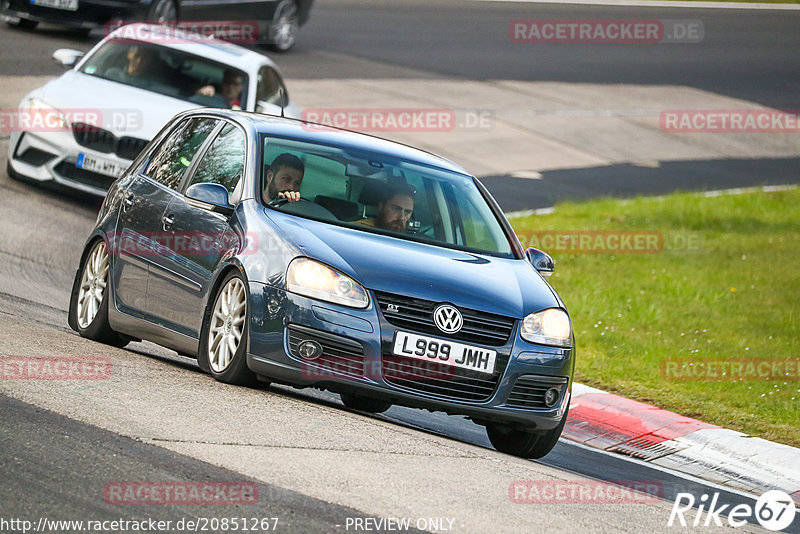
[38, 71, 198, 139]
[272, 213, 560, 319]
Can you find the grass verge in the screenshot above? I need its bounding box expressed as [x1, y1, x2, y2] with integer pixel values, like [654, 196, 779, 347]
[509, 187, 800, 447]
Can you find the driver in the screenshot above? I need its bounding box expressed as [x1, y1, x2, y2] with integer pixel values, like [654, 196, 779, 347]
[264, 153, 304, 203]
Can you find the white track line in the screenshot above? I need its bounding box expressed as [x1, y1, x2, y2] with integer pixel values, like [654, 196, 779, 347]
[468, 0, 800, 11]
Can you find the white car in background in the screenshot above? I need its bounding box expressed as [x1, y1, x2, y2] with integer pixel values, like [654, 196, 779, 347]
[7, 23, 299, 197]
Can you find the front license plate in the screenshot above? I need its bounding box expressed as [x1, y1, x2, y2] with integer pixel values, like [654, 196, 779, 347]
[392, 331, 497, 375]
[76, 153, 126, 178]
[30, 0, 78, 11]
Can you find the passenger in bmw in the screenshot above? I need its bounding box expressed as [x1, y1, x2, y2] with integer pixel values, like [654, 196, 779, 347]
[358, 183, 415, 232]
[264, 153, 305, 203]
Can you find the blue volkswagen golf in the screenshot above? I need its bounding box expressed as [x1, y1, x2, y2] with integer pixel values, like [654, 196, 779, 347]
[68, 108, 574, 459]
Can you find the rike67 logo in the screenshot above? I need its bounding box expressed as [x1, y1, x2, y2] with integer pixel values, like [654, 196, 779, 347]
[668, 490, 796, 531]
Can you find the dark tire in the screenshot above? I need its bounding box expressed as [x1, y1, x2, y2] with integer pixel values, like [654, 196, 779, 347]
[73, 240, 130, 348]
[486, 404, 569, 459]
[267, 0, 299, 52]
[6, 18, 38, 30]
[340, 392, 392, 414]
[145, 0, 177, 23]
[198, 270, 257, 386]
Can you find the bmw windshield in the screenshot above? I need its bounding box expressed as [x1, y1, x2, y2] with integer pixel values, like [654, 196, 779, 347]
[259, 136, 515, 257]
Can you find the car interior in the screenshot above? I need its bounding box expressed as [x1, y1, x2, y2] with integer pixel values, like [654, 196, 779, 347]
[79, 41, 249, 108]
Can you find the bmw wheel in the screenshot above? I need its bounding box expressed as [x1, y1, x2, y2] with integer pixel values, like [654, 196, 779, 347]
[74, 240, 130, 348]
[198, 271, 257, 386]
[268, 0, 299, 52]
[486, 404, 569, 459]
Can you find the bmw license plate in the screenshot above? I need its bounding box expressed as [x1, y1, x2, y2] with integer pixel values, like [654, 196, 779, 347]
[392, 331, 497, 375]
[76, 153, 126, 178]
[30, 0, 78, 11]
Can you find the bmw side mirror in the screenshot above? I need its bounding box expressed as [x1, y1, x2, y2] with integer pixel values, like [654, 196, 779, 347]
[52, 49, 85, 69]
[185, 183, 235, 216]
[525, 247, 555, 277]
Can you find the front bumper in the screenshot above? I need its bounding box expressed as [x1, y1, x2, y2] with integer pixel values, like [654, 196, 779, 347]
[246, 283, 574, 431]
[8, 128, 136, 197]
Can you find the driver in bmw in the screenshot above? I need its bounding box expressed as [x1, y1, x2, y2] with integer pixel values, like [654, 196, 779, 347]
[264, 153, 304, 203]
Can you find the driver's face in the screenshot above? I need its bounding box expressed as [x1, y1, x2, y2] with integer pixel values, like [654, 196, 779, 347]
[376, 194, 414, 232]
[126, 47, 152, 76]
[267, 166, 304, 200]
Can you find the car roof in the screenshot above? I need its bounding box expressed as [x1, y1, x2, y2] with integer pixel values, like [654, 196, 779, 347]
[104, 23, 274, 72]
[185, 109, 473, 177]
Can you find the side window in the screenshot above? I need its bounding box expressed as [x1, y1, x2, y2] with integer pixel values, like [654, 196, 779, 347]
[144, 117, 218, 189]
[187, 123, 246, 197]
[255, 66, 288, 111]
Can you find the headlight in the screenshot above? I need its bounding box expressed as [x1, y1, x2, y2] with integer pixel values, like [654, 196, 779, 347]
[21, 97, 70, 131]
[521, 308, 572, 347]
[286, 257, 369, 309]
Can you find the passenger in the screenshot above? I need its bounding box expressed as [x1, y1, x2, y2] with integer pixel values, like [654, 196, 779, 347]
[195, 69, 245, 109]
[358, 183, 415, 233]
[264, 153, 304, 203]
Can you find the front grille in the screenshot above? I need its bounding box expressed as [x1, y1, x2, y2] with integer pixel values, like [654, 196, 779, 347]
[505, 375, 568, 409]
[382, 353, 506, 402]
[374, 291, 515, 346]
[288, 324, 365, 379]
[73, 123, 115, 153]
[53, 161, 117, 190]
[72, 124, 148, 160]
[117, 137, 149, 160]
[16, 147, 57, 166]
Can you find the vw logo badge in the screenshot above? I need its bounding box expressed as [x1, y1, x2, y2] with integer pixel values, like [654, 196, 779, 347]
[433, 304, 463, 334]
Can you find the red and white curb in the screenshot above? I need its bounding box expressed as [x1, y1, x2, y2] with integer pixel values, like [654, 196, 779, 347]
[565, 383, 800, 504]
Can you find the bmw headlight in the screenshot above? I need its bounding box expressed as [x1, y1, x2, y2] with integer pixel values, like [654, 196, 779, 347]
[286, 257, 369, 309]
[521, 308, 572, 347]
[21, 97, 70, 131]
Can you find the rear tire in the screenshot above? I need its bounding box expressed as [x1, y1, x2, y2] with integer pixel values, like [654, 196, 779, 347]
[340, 392, 392, 414]
[486, 404, 569, 459]
[198, 270, 258, 386]
[267, 0, 299, 52]
[145, 0, 177, 23]
[73, 240, 130, 348]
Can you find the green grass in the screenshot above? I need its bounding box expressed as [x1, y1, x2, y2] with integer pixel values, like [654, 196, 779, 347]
[509, 187, 800, 447]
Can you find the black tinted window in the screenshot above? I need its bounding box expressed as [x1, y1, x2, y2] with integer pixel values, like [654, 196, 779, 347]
[188, 123, 246, 195]
[145, 118, 217, 189]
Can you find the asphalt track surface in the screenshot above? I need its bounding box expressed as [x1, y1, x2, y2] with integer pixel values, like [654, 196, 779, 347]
[1, 1, 798, 532]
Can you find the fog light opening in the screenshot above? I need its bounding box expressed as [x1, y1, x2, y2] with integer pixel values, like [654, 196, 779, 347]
[544, 388, 560, 407]
[298, 340, 323, 360]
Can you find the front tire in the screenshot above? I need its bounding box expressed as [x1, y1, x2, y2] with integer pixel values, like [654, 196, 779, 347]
[74, 240, 130, 348]
[198, 270, 257, 386]
[486, 404, 569, 459]
[6, 17, 38, 30]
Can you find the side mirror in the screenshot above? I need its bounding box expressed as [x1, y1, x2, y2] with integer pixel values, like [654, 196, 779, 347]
[185, 183, 234, 216]
[526, 247, 555, 277]
[52, 49, 85, 69]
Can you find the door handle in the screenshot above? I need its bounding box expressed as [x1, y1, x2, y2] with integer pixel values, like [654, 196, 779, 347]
[162, 214, 174, 230]
[122, 192, 134, 211]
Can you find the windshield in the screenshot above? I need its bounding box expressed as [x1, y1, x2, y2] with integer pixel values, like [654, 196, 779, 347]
[260, 136, 514, 257]
[78, 40, 248, 108]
